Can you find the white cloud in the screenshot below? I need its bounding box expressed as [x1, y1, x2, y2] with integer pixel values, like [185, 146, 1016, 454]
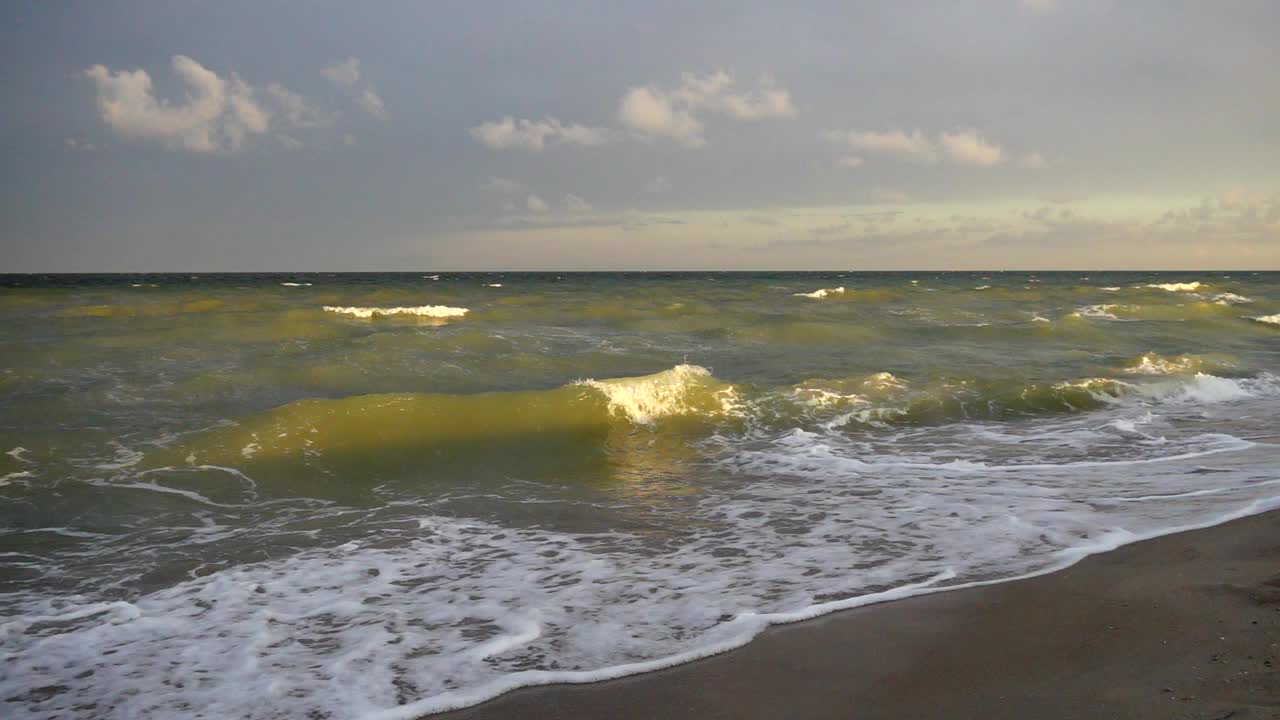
[525, 194, 548, 213]
[672, 70, 797, 120]
[645, 176, 672, 193]
[469, 115, 611, 151]
[322, 57, 387, 118]
[822, 128, 937, 163]
[824, 127, 1031, 168]
[277, 135, 303, 151]
[939, 128, 1004, 166]
[359, 89, 386, 118]
[321, 57, 361, 88]
[618, 86, 705, 146]
[83, 55, 277, 153]
[563, 193, 592, 213]
[619, 70, 796, 147]
[266, 83, 332, 128]
[64, 137, 94, 151]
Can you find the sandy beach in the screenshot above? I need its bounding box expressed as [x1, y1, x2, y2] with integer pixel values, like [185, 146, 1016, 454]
[441, 509, 1280, 720]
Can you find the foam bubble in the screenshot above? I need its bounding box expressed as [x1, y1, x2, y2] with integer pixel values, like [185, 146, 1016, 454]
[1251, 314, 1280, 327]
[1145, 281, 1204, 292]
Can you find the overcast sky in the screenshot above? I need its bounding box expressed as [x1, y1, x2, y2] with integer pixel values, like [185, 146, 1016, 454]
[2, 0, 1278, 270]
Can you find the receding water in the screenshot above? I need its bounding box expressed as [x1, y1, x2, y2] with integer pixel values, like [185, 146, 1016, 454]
[1, 271, 1278, 718]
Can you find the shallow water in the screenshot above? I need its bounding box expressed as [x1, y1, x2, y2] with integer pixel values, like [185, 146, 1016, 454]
[1, 271, 1278, 718]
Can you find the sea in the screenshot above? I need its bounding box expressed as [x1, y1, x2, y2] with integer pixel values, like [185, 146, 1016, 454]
[1, 271, 1278, 719]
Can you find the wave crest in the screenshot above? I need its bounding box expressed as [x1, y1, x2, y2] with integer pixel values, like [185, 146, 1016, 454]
[323, 305, 469, 319]
[577, 364, 738, 424]
[793, 286, 845, 299]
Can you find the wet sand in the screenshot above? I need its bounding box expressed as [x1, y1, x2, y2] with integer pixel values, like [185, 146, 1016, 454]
[440, 509, 1280, 719]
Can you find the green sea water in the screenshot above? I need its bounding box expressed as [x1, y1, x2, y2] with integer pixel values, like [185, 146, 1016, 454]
[2, 271, 1278, 718]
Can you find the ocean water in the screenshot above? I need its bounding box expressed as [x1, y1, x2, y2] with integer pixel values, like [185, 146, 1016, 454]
[1, 271, 1278, 718]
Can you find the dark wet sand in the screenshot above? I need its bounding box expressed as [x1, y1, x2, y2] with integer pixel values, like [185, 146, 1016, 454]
[440, 510, 1280, 720]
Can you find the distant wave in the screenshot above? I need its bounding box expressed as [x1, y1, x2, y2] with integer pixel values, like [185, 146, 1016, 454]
[793, 286, 845, 299]
[323, 305, 469, 319]
[1252, 314, 1280, 327]
[1145, 281, 1204, 292]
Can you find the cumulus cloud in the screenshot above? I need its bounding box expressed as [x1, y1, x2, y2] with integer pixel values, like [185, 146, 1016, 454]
[359, 89, 386, 118]
[266, 83, 332, 128]
[822, 128, 937, 163]
[83, 55, 274, 153]
[469, 115, 611, 151]
[939, 128, 1004, 166]
[824, 127, 1037, 168]
[619, 70, 796, 147]
[525, 194, 548, 213]
[322, 57, 386, 118]
[82, 55, 373, 153]
[321, 57, 361, 88]
[618, 86, 705, 146]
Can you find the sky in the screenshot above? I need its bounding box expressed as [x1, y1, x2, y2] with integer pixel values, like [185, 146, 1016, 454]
[2, 0, 1278, 271]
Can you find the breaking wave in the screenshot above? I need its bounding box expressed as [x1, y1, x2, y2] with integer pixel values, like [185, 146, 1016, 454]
[323, 305, 469, 319]
[794, 286, 845, 299]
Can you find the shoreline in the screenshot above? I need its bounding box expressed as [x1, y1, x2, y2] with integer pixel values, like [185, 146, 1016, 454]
[436, 507, 1280, 719]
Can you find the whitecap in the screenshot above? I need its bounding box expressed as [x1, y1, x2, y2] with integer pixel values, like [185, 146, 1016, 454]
[323, 305, 469, 319]
[1144, 281, 1203, 292]
[1212, 292, 1253, 305]
[793, 286, 845, 299]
